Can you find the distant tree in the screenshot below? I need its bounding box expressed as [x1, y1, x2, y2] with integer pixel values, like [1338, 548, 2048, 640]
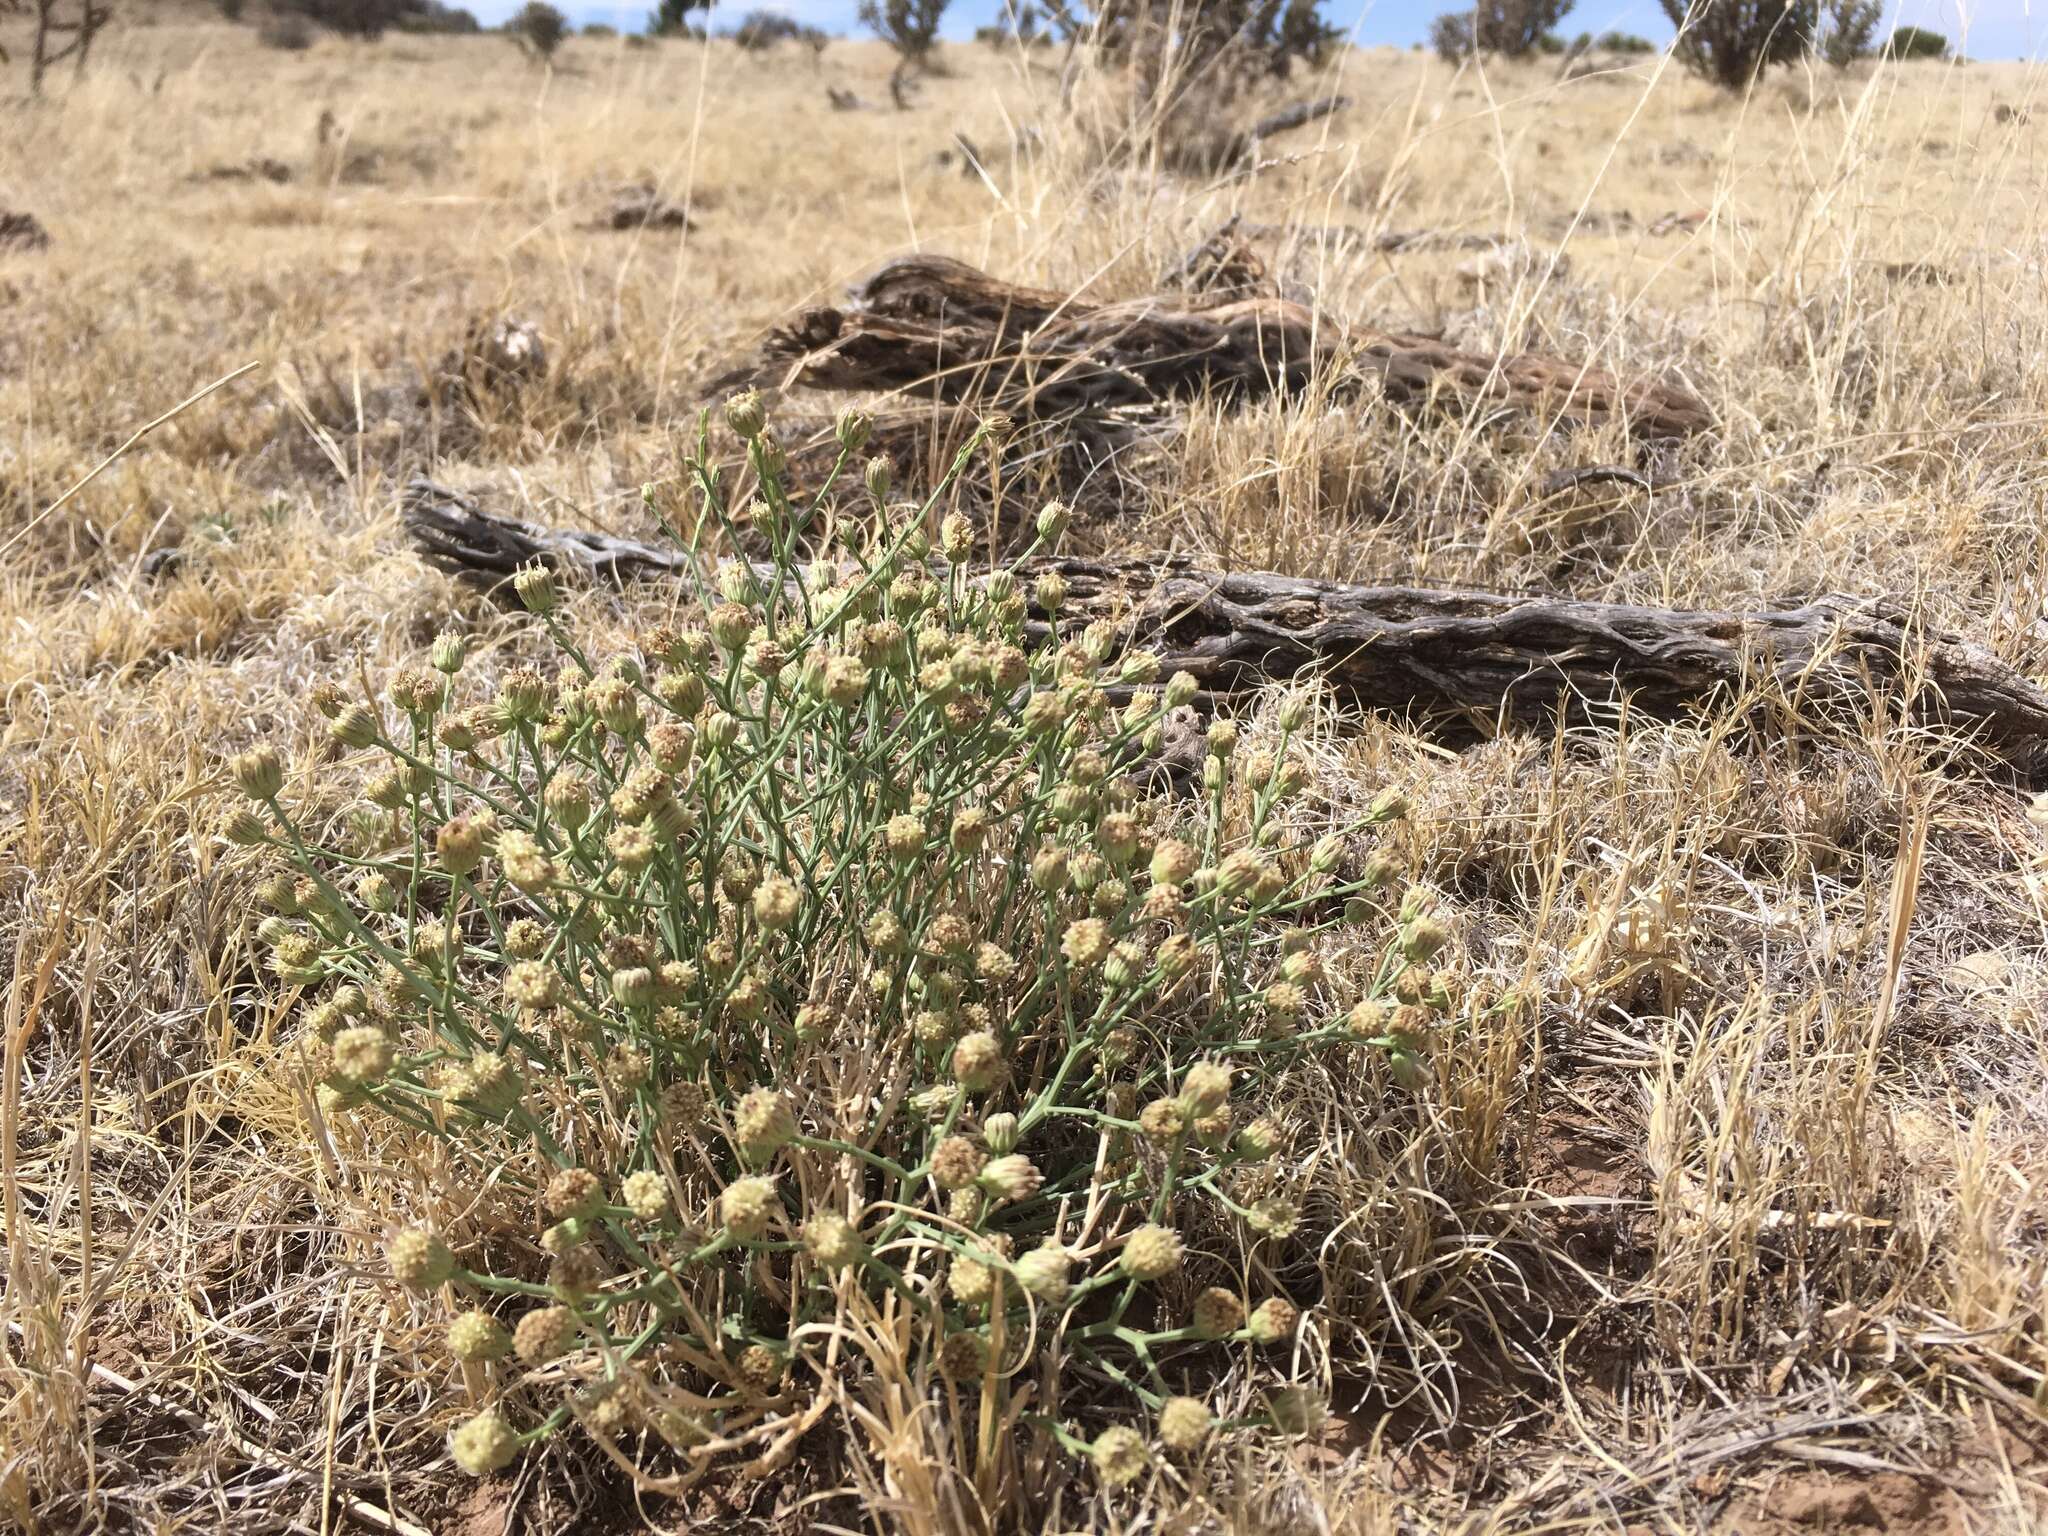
[977, 0, 1050, 45]
[1428, 0, 1575, 60]
[288, 0, 479, 36]
[859, 0, 947, 64]
[25, 0, 114, 92]
[1818, 0, 1879, 64]
[281, 0, 405, 38]
[648, 0, 709, 35]
[1430, 11, 1475, 58]
[506, 0, 567, 57]
[1659, 0, 1816, 88]
[583, 19, 615, 34]
[1596, 28, 1655, 51]
[1053, 0, 1341, 79]
[730, 9, 801, 47]
[1880, 24, 1946, 59]
[397, 1, 482, 30]
[259, 11, 315, 45]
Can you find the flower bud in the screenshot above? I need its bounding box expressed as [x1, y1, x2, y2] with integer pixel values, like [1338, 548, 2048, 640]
[329, 704, 379, 749]
[950, 1031, 1005, 1092]
[437, 815, 487, 877]
[1149, 839, 1197, 887]
[231, 747, 284, 802]
[882, 814, 926, 861]
[721, 1176, 779, 1239]
[387, 1225, 454, 1289]
[724, 389, 766, 440]
[977, 1153, 1042, 1201]
[449, 1409, 518, 1476]
[834, 405, 871, 453]
[1247, 1296, 1300, 1345]
[709, 601, 755, 653]
[224, 809, 272, 847]
[1029, 845, 1069, 893]
[514, 564, 557, 615]
[1159, 1396, 1211, 1452]
[733, 1088, 797, 1162]
[1014, 1240, 1071, 1304]
[1400, 915, 1451, 964]
[701, 711, 740, 751]
[446, 1310, 511, 1363]
[863, 455, 892, 500]
[1191, 1286, 1245, 1338]
[1089, 1424, 1147, 1488]
[1180, 1060, 1231, 1115]
[804, 1211, 864, 1268]
[1118, 1223, 1183, 1281]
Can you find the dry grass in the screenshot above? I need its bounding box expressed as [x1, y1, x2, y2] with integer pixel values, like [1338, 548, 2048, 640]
[5, 9, 2048, 1532]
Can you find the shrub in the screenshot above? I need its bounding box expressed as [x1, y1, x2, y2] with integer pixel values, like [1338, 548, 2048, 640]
[259, 11, 316, 46]
[977, 0, 1049, 45]
[729, 9, 816, 48]
[582, 20, 615, 35]
[859, 0, 946, 63]
[1818, 0, 1878, 64]
[1429, 11, 1475, 58]
[1069, 0, 1341, 81]
[1659, 0, 1816, 88]
[396, 2, 482, 31]
[241, 402, 1448, 1487]
[280, 0, 407, 37]
[1881, 24, 1946, 59]
[506, 0, 567, 57]
[221, 0, 247, 20]
[647, 0, 709, 35]
[1596, 28, 1656, 51]
[1428, 0, 1574, 60]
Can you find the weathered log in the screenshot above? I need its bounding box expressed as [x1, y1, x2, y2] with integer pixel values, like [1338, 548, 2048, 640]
[714, 255, 1712, 439]
[1246, 94, 1350, 142]
[400, 480, 2048, 776]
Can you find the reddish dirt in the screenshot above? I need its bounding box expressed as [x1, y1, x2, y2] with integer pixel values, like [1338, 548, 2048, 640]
[1714, 1469, 1966, 1536]
[447, 1478, 518, 1536]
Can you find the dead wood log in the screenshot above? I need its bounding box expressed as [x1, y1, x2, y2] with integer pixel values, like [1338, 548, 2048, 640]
[400, 481, 2048, 777]
[713, 254, 1712, 439]
[606, 183, 692, 231]
[1246, 94, 1349, 142]
[1197, 95, 1350, 169]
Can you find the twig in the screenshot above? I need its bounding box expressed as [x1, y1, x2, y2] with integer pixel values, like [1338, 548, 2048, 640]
[2, 361, 259, 564]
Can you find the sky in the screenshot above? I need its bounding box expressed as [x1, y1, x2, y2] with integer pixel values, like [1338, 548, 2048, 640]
[470, 0, 2039, 60]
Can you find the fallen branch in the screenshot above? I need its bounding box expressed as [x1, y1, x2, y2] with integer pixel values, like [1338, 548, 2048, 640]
[401, 481, 2048, 777]
[1246, 94, 1349, 142]
[711, 254, 1712, 439]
